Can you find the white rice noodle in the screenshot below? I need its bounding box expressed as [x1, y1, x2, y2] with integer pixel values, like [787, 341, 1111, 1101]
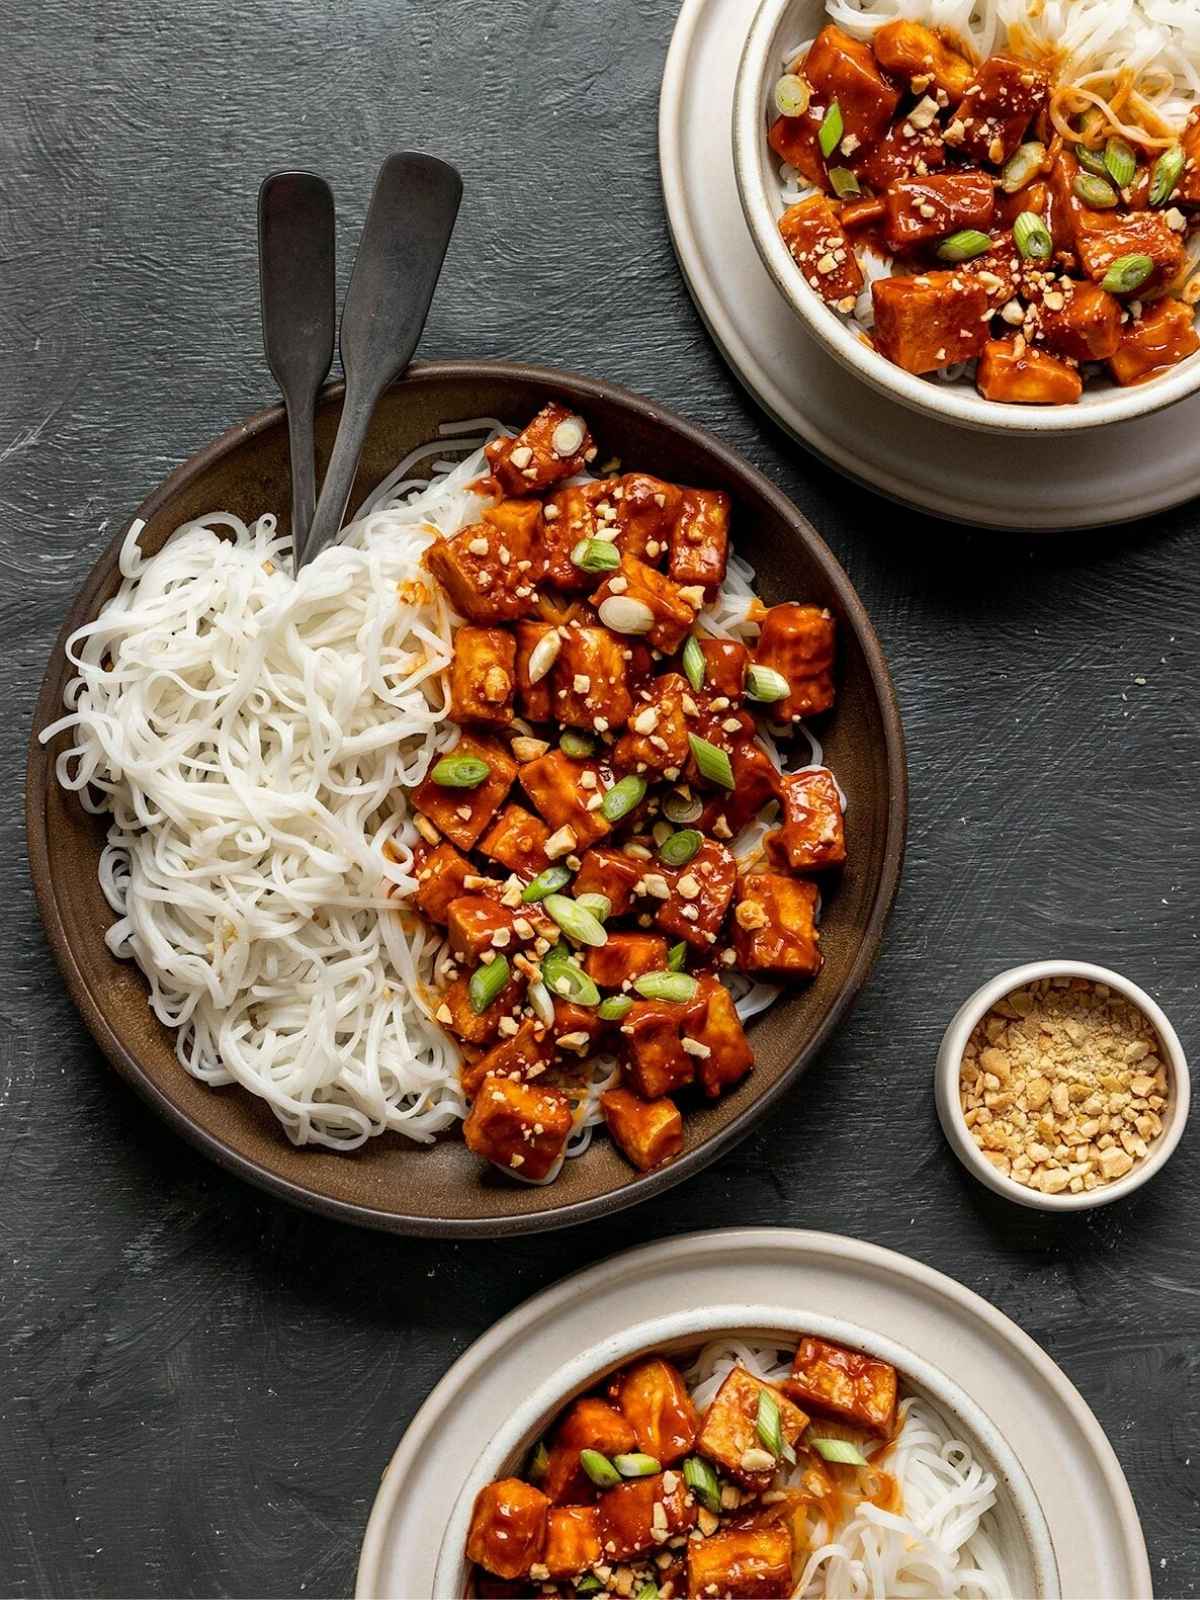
[685, 1340, 1014, 1600]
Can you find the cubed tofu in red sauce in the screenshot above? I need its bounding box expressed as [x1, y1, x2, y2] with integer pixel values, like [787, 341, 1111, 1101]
[785, 1335, 898, 1434]
[463, 1074, 573, 1180]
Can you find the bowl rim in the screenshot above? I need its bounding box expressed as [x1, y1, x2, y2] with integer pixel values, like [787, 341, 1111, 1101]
[431, 1300, 1060, 1599]
[934, 959, 1191, 1211]
[731, 0, 1200, 438]
[24, 356, 908, 1237]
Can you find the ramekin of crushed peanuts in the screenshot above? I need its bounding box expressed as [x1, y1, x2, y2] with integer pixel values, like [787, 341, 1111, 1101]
[935, 960, 1189, 1211]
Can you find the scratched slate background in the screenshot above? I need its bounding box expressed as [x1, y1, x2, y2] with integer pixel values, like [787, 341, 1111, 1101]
[2, 0, 1198, 1595]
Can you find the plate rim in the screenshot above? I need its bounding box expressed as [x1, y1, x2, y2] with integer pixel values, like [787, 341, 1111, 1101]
[355, 1225, 1152, 1599]
[25, 357, 908, 1238]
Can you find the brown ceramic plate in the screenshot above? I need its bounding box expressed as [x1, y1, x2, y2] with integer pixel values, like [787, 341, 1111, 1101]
[27, 360, 906, 1236]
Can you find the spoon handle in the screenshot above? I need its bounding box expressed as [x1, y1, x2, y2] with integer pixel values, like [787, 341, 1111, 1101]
[258, 171, 336, 566]
[300, 153, 462, 569]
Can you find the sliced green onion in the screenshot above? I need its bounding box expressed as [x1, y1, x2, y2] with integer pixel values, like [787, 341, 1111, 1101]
[541, 944, 601, 1008]
[682, 634, 706, 693]
[935, 229, 992, 263]
[818, 100, 844, 159]
[651, 820, 674, 848]
[659, 828, 702, 867]
[560, 728, 596, 758]
[828, 165, 861, 199]
[688, 733, 735, 789]
[468, 954, 510, 1014]
[579, 1448, 622, 1488]
[634, 1585, 659, 1600]
[1103, 136, 1136, 190]
[1000, 140, 1045, 194]
[602, 773, 647, 822]
[745, 664, 790, 703]
[598, 994, 634, 1022]
[527, 1439, 550, 1480]
[1012, 211, 1052, 262]
[522, 864, 572, 903]
[575, 892, 611, 922]
[571, 537, 621, 574]
[774, 72, 811, 119]
[683, 1455, 722, 1514]
[614, 1452, 661, 1478]
[528, 979, 555, 1028]
[756, 1390, 784, 1457]
[810, 1436, 870, 1467]
[634, 971, 699, 1003]
[1149, 145, 1185, 206]
[1101, 252, 1155, 294]
[544, 893, 608, 948]
[1075, 142, 1109, 178]
[666, 941, 688, 973]
[574, 1579, 603, 1597]
[430, 753, 490, 788]
[1073, 171, 1118, 209]
[663, 790, 704, 825]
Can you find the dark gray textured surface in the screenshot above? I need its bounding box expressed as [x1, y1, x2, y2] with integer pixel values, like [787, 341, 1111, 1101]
[3, 0, 1197, 1595]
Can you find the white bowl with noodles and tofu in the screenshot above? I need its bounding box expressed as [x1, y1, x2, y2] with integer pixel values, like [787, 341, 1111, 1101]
[733, 0, 1200, 434]
[434, 1305, 1059, 1599]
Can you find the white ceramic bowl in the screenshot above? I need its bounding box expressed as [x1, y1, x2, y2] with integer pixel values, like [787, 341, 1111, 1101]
[432, 1303, 1060, 1598]
[936, 960, 1190, 1211]
[732, 0, 1200, 436]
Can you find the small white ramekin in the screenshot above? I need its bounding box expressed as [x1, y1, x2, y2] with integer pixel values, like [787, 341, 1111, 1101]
[936, 960, 1190, 1211]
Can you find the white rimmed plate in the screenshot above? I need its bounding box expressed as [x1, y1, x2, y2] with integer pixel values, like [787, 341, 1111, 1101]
[355, 1227, 1151, 1598]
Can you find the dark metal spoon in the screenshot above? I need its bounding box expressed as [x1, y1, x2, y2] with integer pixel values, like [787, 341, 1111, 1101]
[258, 171, 336, 567]
[298, 152, 462, 570]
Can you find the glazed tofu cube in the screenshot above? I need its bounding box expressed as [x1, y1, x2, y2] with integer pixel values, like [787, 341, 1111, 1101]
[519, 750, 612, 847]
[699, 638, 748, 701]
[462, 1074, 573, 1180]
[541, 479, 619, 590]
[753, 604, 836, 722]
[438, 970, 528, 1046]
[571, 846, 640, 918]
[586, 932, 668, 991]
[450, 626, 516, 727]
[1110, 298, 1200, 385]
[696, 1367, 809, 1489]
[551, 997, 605, 1049]
[615, 472, 684, 561]
[687, 1522, 794, 1600]
[997, 177, 1051, 228]
[425, 519, 542, 625]
[948, 54, 1049, 165]
[514, 621, 557, 721]
[857, 119, 946, 189]
[669, 488, 730, 592]
[872, 271, 989, 375]
[976, 341, 1083, 404]
[446, 896, 519, 962]
[688, 978, 754, 1100]
[769, 768, 846, 872]
[601, 1088, 684, 1172]
[554, 626, 634, 732]
[699, 741, 782, 837]
[655, 837, 737, 951]
[882, 173, 995, 252]
[613, 672, 693, 777]
[1179, 109, 1200, 203]
[618, 1358, 700, 1463]
[545, 1398, 638, 1504]
[460, 1017, 555, 1099]
[872, 19, 973, 98]
[733, 874, 822, 978]
[1075, 210, 1184, 293]
[592, 553, 700, 655]
[803, 26, 901, 151]
[542, 1505, 602, 1579]
[411, 734, 517, 850]
[412, 840, 475, 924]
[596, 1473, 697, 1559]
[768, 111, 830, 192]
[785, 1335, 898, 1435]
[620, 1000, 696, 1098]
[484, 497, 544, 548]
[479, 804, 551, 879]
[1036, 280, 1122, 362]
[779, 196, 864, 311]
[485, 403, 595, 495]
[466, 1478, 549, 1580]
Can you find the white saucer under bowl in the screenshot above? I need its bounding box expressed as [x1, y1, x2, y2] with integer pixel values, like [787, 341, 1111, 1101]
[658, 0, 1200, 529]
[355, 1228, 1151, 1598]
